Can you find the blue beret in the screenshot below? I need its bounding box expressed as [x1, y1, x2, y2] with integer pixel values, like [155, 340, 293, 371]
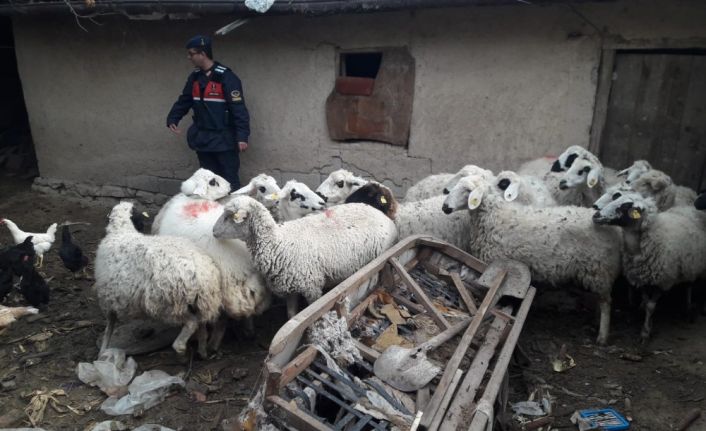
[186, 35, 211, 50]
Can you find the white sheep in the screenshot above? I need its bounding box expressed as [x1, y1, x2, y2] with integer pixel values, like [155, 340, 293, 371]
[594, 169, 689, 212]
[593, 190, 706, 340]
[404, 173, 455, 202]
[276, 180, 327, 222]
[494, 170, 556, 207]
[94, 201, 222, 357]
[617, 160, 697, 207]
[557, 156, 614, 207]
[212, 196, 398, 318]
[231, 173, 282, 212]
[441, 165, 495, 195]
[153, 169, 272, 351]
[443, 175, 622, 345]
[405, 163, 494, 202]
[316, 169, 368, 205]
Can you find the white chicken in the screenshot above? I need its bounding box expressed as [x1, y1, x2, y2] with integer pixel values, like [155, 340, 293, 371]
[0, 304, 39, 331]
[0, 219, 58, 268]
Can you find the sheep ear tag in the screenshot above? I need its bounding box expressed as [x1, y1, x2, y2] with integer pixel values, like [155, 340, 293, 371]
[504, 183, 519, 202]
[266, 192, 279, 201]
[587, 169, 601, 189]
[467, 188, 484, 210]
[231, 209, 248, 223]
[380, 196, 387, 204]
[629, 208, 641, 220]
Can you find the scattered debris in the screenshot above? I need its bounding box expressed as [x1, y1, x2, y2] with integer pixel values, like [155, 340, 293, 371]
[620, 352, 643, 362]
[101, 370, 185, 416]
[0, 305, 39, 330]
[552, 344, 577, 373]
[24, 388, 82, 427]
[306, 308, 362, 366]
[89, 420, 129, 431]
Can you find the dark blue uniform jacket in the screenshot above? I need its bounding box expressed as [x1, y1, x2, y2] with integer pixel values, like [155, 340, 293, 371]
[167, 62, 250, 152]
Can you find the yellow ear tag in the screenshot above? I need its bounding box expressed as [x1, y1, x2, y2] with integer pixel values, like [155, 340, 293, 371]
[270, 193, 279, 200]
[142, 212, 150, 218]
[232, 212, 241, 221]
[470, 198, 479, 206]
[380, 196, 387, 204]
[629, 208, 641, 219]
[588, 179, 597, 187]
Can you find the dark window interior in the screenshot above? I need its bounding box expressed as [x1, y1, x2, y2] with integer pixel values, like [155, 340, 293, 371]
[341, 52, 383, 78]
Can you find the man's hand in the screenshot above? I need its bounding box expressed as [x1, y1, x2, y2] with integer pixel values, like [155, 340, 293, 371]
[168, 124, 181, 135]
[238, 142, 249, 152]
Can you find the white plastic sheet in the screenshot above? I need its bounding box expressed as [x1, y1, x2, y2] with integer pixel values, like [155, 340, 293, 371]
[77, 349, 137, 398]
[244, 0, 275, 13]
[100, 370, 185, 416]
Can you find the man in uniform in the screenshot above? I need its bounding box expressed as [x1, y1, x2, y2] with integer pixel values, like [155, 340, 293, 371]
[167, 35, 249, 189]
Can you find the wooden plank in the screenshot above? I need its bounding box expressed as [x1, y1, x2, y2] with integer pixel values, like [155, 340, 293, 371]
[268, 235, 428, 365]
[427, 369, 464, 431]
[390, 257, 451, 330]
[334, 298, 348, 320]
[354, 340, 380, 362]
[589, 48, 616, 156]
[440, 309, 512, 431]
[347, 291, 379, 325]
[417, 386, 430, 413]
[266, 363, 283, 398]
[391, 291, 426, 314]
[279, 346, 318, 389]
[267, 395, 331, 431]
[416, 238, 486, 273]
[672, 55, 706, 190]
[467, 287, 537, 431]
[419, 270, 507, 429]
[449, 271, 478, 315]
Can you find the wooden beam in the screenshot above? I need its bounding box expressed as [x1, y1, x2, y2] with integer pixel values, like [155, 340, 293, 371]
[267, 395, 331, 431]
[279, 346, 318, 389]
[265, 362, 283, 398]
[390, 257, 450, 330]
[467, 287, 536, 431]
[420, 270, 506, 429]
[449, 271, 478, 315]
[354, 340, 380, 362]
[417, 238, 486, 273]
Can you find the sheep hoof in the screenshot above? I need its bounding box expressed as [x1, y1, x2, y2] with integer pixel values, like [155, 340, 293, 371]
[595, 335, 608, 346]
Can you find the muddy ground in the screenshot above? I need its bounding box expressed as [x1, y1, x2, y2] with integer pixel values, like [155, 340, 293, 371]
[0, 175, 704, 431]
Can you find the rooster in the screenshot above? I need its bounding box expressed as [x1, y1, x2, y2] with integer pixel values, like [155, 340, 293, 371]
[0, 237, 36, 301]
[0, 219, 57, 268]
[58, 225, 89, 278]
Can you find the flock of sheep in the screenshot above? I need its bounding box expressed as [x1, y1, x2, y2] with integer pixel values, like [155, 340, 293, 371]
[92, 145, 706, 359]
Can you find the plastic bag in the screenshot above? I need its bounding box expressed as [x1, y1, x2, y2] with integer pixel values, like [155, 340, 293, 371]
[77, 348, 137, 398]
[89, 421, 129, 431]
[244, 0, 275, 13]
[101, 370, 185, 415]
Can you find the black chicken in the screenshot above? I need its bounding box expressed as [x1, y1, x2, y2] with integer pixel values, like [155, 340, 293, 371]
[0, 237, 36, 302]
[59, 225, 89, 278]
[19, 266, 50, 307]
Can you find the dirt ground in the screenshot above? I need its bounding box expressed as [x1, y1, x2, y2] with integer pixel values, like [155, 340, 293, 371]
[0, 176, 704, 431]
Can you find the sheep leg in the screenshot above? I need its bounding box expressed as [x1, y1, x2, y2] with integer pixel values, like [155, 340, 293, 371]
[286, 294, 300, 319]
[99, 312, 117, 354]
[641, 289, 662, 342]
[172, 317, 199, 356]
[596, 298, 611, 346]
[196, 324, 209, 359]
[207, 317, 228, 352]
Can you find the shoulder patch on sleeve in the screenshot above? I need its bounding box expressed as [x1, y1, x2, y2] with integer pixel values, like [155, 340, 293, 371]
[230, 90, 242, 102]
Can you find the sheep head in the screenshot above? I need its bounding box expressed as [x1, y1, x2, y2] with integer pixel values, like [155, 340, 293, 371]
[443, 165, 494, 195]
[181, 169, 231, 200]
[442, 175, 490, 214]
[592, 190, 655, 227]
[214, 196, 259, 240]
[232, 173, 281, 209]
[316, 169, 367, 205]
